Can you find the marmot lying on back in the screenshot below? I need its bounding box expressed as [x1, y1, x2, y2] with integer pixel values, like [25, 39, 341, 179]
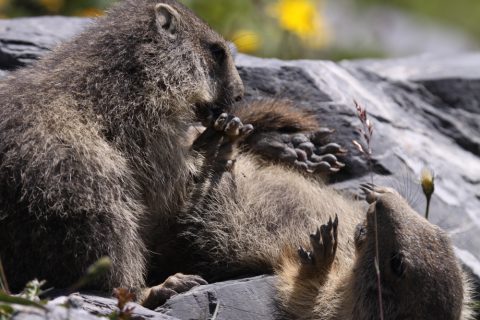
[170, 98, 474, 319]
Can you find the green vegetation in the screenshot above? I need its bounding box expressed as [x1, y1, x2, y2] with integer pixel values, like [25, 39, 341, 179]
[0, 0, 479, 59]
[0, 257, 135, 320]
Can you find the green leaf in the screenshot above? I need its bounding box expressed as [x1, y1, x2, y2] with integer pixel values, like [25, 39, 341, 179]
[0, 291, 47, 310]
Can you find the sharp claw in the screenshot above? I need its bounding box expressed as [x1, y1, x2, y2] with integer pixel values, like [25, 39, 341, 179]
[294, 160, 309, 172]
[318, 143, 344, 155]
[298, 246, 313, 264]
[309, 161, 331, 173]
[334, 161, 345, 168]
[319, 154, 337, 164]
[214, 113, 228, 130]
[311, 227, 321, 242]
[337, 148, 348, 155]
[295, 149, 308, 162]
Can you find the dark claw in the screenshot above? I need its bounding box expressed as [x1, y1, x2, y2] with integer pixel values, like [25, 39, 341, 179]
[294, 160, 309, 172]
[298, 246, 314, 265]
[298, 142, 315, 156]
[308, 161, 332, 173]
[334, 161, 345, 168]
[318, 154, 337, 164]
[295, 149, 308, 162]
[214, 113, 228, 131]
[360, 183, 376, 197]
[317, 143, 347, 155]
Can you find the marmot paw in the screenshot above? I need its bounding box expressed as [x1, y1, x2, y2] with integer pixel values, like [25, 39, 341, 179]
[360, 183, 400, 204]
[248, 129, 346, 174]
[141, 273, 207, 309]
[213, 113, 253, 142]
[298, 215, 338, 270]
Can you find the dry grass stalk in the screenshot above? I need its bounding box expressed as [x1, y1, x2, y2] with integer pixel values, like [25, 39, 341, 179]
[352, 100, 384, 320]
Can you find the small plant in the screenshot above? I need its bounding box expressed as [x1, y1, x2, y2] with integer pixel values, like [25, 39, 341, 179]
[352, 100, 384, 320]
[420, 166, 435, 220]
[109, 288, 135, 320]
[0, 257, 113, 319]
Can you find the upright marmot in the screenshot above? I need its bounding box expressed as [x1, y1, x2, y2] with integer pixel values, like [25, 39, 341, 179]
[0, 0, 244, 296]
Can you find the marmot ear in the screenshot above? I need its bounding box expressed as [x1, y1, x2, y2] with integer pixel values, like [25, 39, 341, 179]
[155, 4, 179, 37]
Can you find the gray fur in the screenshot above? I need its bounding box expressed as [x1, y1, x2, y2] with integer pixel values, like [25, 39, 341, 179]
[0, 0, 242, 293]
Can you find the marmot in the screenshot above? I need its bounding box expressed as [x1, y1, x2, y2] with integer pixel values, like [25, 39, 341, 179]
[0, 0, 244, 298]
[0, 0, 343, 307]
[170, 100, 474, 318]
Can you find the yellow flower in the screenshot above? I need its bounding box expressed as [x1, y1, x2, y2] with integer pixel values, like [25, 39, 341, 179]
[231, 30, 261, 54]
[420, 167, 434, 197]
[420, 166, 435, 220]
[269, 0, 330, 48]
[39, 0, 63, 13]
[76, 7, 104, 17]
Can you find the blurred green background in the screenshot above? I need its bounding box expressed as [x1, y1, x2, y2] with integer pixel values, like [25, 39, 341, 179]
[0, 0, 478, 60]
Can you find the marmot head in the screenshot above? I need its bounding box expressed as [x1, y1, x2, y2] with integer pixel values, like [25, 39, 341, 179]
[352, 188, 466, 319]
[81, 0, 243, 122]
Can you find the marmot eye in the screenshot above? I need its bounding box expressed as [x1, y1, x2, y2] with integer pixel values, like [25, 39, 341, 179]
[209, 43, 226, 62]
[391, 252, 406, 278]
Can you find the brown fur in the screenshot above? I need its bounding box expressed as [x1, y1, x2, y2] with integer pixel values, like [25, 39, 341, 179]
[276, 190, 474, 319]
[233, 99, 320, 134]
[175, 110, 474, 319]
[0, 0, 243, 294]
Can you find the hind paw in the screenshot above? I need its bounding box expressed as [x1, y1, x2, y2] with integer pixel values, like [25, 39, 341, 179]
[298, 215, 338, 270]
[248, 129, 346, 174]
[142, 273, 207, 309]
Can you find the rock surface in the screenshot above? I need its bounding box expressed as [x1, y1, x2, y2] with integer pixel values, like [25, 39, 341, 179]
[158, 276, 277, 320]
[1, 16, 479, 319]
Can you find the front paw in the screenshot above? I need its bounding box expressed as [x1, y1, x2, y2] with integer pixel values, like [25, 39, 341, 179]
[298, 215, 338, 271]
[213, 113, 254, 142]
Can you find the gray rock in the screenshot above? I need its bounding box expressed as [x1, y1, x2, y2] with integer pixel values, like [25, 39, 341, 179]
[11, 293, 179, 320]
[0, 16, 90, 69]
[1, 16, 480, 319]
[158, 276, 277, 320]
